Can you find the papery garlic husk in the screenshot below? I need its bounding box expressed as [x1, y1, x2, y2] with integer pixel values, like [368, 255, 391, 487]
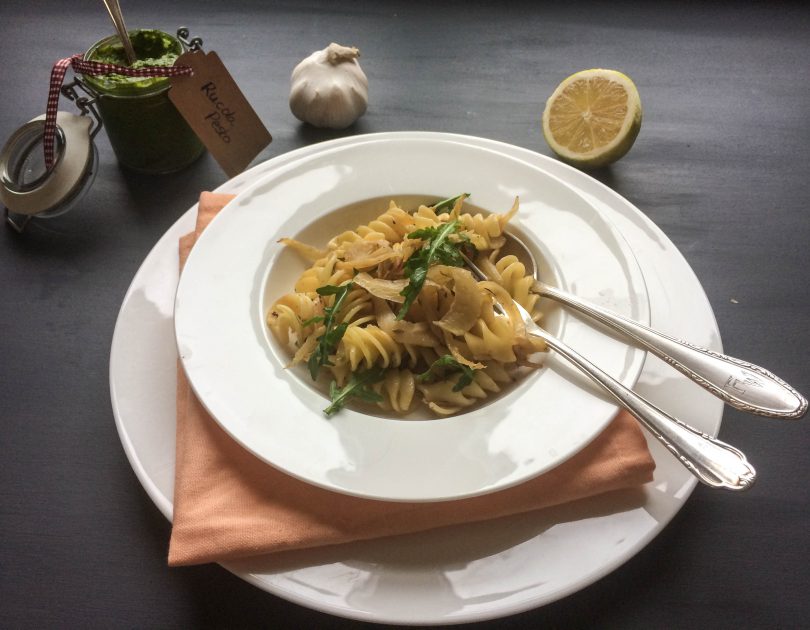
[289, 43, 369, 129]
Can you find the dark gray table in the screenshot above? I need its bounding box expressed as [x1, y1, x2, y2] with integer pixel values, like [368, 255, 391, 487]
[2, 1, 809, 627]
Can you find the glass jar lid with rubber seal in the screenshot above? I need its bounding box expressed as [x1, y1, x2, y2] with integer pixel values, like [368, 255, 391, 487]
[0, 106, 100, 233]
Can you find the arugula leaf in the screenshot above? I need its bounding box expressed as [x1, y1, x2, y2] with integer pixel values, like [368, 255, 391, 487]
[405, 224, 467, 269]
[431, 192, 470, 214]
[397, 220, 467, 319]
[301, 315, 324, 326]
[324, 367, 385, 416]
[307, 281, 354, 380]
[416, 355, 476, 392]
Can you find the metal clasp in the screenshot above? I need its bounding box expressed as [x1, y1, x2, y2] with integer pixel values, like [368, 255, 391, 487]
[177, 27, 204, 52]
[61, 80, 103, 139]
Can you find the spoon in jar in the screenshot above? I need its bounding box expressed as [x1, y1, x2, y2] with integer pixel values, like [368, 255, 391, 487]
[461, 252, 757, 491]
[101, 0, 137, 65]
[500, 231, 807, 420]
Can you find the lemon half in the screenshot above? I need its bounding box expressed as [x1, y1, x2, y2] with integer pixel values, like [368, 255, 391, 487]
[542, 69, 642, 168]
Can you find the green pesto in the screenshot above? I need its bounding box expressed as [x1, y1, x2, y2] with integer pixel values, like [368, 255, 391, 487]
[85, 29, 180, 94]
[82, 29, 204, 173]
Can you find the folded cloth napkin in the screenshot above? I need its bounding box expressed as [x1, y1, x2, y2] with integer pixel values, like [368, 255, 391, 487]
[168, 192, 655, 567]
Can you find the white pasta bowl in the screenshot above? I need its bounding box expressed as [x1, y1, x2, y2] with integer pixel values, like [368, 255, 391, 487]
[174, 136, 650, 502]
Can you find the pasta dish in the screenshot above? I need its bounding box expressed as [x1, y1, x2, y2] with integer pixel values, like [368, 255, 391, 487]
[267, 194, 546, 416]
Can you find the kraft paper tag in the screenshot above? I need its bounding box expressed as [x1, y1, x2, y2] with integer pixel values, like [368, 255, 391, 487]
[169, 51, 272, 177]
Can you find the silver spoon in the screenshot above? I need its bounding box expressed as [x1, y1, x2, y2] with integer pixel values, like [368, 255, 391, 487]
[101, 0, 137, 65]
[462, 253, 757, 491]
[501, 232, 807, 420]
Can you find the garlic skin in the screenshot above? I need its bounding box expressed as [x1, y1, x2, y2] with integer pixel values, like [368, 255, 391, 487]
[289, 43, 369, 129]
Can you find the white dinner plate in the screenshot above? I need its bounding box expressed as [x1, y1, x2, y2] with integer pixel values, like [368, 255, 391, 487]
[109, 132, 723, 625]
[173, 137, 649, 502]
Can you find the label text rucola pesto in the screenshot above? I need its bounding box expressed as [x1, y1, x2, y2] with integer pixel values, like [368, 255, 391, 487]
[201, 82, 236, 144]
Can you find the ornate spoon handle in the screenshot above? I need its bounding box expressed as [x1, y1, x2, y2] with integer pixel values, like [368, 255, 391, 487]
[529, 325, 756, 490]
[538, 284, 807, 419]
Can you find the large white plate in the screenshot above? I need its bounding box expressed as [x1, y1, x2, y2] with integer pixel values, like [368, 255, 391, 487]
[109, 132, 724, 624]
[173, 137, 649, 502]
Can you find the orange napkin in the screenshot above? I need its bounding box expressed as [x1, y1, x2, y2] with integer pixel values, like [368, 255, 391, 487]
[168, 192, 655, 567]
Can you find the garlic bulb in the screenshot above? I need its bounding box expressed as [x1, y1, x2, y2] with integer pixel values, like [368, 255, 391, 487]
[289, 43, 369, 129]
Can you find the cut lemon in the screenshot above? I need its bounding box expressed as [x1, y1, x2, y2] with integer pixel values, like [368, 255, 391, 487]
[542, 69, 642, 168]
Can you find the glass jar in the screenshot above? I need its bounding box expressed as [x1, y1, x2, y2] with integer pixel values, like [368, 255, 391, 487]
[82, 29, 205, 174]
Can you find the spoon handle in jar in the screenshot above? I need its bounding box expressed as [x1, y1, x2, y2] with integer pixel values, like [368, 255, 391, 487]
[101, 0, 137, 64]
[538, 283, 807, 419]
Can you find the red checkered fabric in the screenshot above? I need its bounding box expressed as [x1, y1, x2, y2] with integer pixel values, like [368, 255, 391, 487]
[44, 54, 193, 169]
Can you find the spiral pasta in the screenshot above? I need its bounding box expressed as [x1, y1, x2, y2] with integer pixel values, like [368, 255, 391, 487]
[295, 251, 353, 293]
[341, 324, 404, 370]
[267, 194, 546, 416]
[267, 292, 321, 346]
[489, 254, 540, 317]
[373, 368, 418, 413]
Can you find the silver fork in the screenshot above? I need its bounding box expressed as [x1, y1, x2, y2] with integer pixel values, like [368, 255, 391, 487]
[462, 254, 756, 491]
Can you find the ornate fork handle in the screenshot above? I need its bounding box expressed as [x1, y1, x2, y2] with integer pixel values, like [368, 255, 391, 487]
[538, 284, 807, 420]
[530, 325, 756, 490]
[462, 252, 756, 489]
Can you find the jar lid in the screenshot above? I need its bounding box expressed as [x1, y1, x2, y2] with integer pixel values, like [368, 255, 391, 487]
[0, 111, 97, 228]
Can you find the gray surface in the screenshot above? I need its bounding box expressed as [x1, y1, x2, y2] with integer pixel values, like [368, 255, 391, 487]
[1, 1, 809, 628]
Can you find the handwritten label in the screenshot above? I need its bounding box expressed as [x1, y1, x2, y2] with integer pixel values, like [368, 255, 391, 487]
[169, 51, 272, 177]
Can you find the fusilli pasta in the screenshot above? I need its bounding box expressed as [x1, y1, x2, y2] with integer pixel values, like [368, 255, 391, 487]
[267, 194, 546, 416]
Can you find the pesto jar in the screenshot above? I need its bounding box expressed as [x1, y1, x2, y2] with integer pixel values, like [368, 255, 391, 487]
[82, 29, 204, 174]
